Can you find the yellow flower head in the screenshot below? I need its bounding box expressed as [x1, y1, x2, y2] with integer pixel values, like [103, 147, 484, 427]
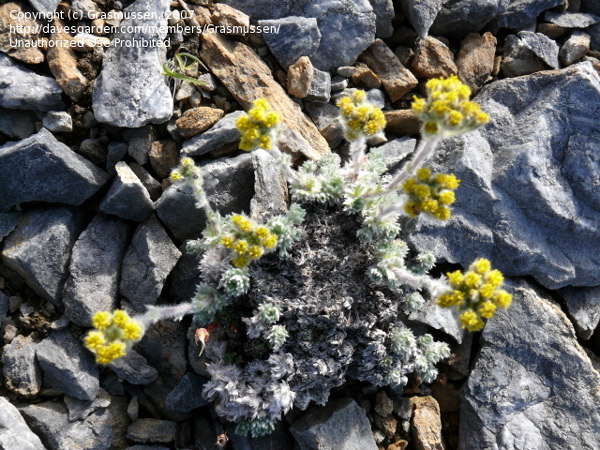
[236, 99, 280, 151]
[412, 75, 490, 137]
[460, 310, 485, 332]
[85, 309, 145, 365]
[248, 245, 264, 259]
[437, 258, 512, 333]
[337, 90, 386, 141]
[262, 235, 278, 249]
[92, 311, 112, 330]
[255, 227, 270, 239]
[232, 256, 251, 268]
[233, 240, 249, 254]
[402, 169, 460, 221]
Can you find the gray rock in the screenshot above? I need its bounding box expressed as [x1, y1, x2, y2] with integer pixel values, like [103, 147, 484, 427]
[305, 1, 377, 71]
[250, 149, 289, 221]
[36, 329, 99, 401]
[1, 206, 88, 305]
[165, 372, 210, 412]
[181, 110, 244, 157]
[430, 0, 505, 36]
[560, 30, 591, 65]
[0, 55, 63, 111]
[590, 23, 600, 50]
[155, 152, 255, 241]
[2, 334, 42, 396]
[100, 373, 125, 396]
[330, 75, 348, 92]
[154, 183, 207, 241]
[136, 320, 187, 387]
[125, 446, 170, 450]
[0, 291, 7, 317]
[19, 398, 117, 450]
[0, 211, 22, 242]
[28, 0, 60, 15]
[129, 162, 163, 201]
[42, 112, 72, 133]
[306, 68, 331, 103]
[106, 142, 128, 176]
[99, 162, 154, 222]
[495, 0, 564, 29]
[0, 108, 37, 140]
[401, 0, 445, 38]
[62, 214, 130, 326]
[0, 128, 109, 211]
[109, 350, 158, 385]
[93, 0, 172, 127]
[517, 31, 560, 69]
[459, 281, 600, 450]
[223, 1, 376, 71]
[374, 136, 417, 172]
[544, 10, 600, 27]
[582, 0, 600, 14]
[119, 216, 180, 310]
[168, 245, 201, 305]
[501, 33, 548, 77]
[71, 0, 101, 18]
[126, 419, 177, 444]
[290, 398, 378, 450]
[124, 125, 156, 165]
[560, 286, 600, 339]
[229, 419, 296, 450]
[78, 139, 107, 166]
[411, 62, 600, 289]
[0, 396, 46, 450]
[64, 388, 111, 422]
[370, 0, 394, 38]
[259, 17, 322, 68]
[409, 303, 466, 344]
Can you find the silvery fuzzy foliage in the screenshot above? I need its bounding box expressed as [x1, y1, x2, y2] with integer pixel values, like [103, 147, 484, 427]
[191, 283, 229, 326]
[244, 205, 451, 412]
[219, 268, 251, 297]
[243, 303, 289, 350]
[266, 203, 306, 258]
[202, 352, 296, 436]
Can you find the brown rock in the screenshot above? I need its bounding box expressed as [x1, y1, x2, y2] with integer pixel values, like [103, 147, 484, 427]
[385, 110, 420, 135]
[211, 4, 250, 35]
[287, 56, 314, 98]
[47, 19, 89, 102]
[394, 46, 415, 67]
[199, 32, 328, 161]
[410, 396, 446, 450]
[0, 2, 44, 64]
[387, 440, 408, 450]
[191, 6, 212, 26]
[360, 39, 418, 102]
[352, 63, 382, 89]
[412, 37, 458, 79]
[537, 22, 566, 39]
[375, 390, 394, 417]
[149, 140, 179, 179]
[456, 32, 497, 92]
[373, 414, 398, 440]
[431, 376, 460, 413]
[175, 107, 224, 139]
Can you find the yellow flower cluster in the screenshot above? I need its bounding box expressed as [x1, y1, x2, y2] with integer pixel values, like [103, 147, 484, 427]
[236, 99, 281, 151]
[437, 258, 512, 332]
[337, 90, 386, 141]
[84, 310, 144, 365]
[169, 156, 200, 183]
[221, 214, 278, 268]
[403, 167, 460, 220]
[411, 75, 490, 137]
